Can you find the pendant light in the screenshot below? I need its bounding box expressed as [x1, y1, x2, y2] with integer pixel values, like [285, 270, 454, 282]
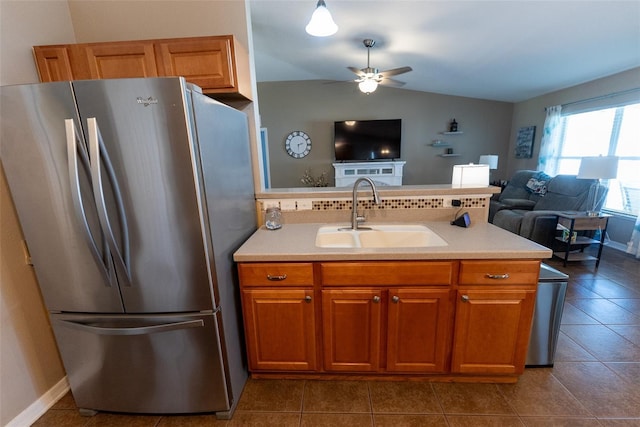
[305, 0, 338, 37]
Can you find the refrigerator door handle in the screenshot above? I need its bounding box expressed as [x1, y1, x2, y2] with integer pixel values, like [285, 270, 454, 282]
[86, 117, 132, 286]
[65, 119, 115, 287]
[58, 318, 205, 336]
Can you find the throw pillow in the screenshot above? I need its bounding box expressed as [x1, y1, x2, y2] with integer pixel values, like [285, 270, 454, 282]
[526, 178, 548, 195]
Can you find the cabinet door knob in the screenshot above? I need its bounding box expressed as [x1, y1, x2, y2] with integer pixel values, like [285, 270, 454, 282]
[392, 295, 400, 303]
[485, 273, 509, 280]
[266, 274, 287, 281]
[372, 295, 381, 303]
[304, 295, 312, 303]
[461, 295, 470, 302]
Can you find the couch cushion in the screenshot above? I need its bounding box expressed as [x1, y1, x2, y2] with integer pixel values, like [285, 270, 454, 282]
[534, 175, 595, 211]
[499, 170, 539, 201]
[492, 209, 527, 235]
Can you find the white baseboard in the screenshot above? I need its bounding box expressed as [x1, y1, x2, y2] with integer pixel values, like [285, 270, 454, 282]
[5, 377, 69, 427]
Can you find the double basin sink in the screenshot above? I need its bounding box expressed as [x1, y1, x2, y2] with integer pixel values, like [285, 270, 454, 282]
[315, 224, 448, 249]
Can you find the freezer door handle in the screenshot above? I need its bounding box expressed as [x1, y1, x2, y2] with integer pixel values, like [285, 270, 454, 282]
[87, 118, 132, 286]
[65, 119, 115, 287]
[58, 318, 205, 336]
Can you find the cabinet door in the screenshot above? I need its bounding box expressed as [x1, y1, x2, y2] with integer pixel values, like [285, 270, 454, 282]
[387, 289, 452, 373]
[242, 289, 316, 371]
[83, 42, 158, 79]
[155, 36, 235, 92]
[451, 289, 536, 375]
[33, 46, 74, 82]
[322, 289, 382, 372]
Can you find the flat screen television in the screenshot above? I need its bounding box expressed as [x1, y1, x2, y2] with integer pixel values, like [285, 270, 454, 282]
[334, 119, 401, 161]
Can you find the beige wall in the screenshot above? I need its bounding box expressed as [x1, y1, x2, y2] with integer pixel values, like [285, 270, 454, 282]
[0, 2, 73, 425]
[258, 80, 513, 188]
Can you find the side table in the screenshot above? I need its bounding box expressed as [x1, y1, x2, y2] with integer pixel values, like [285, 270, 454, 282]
[553, 212, 611, 268]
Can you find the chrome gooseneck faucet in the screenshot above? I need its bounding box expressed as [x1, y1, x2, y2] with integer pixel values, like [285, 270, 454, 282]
[351, 177, 381, 230]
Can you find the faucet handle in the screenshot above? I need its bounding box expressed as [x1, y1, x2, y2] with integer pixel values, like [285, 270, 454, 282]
[356, 214, 366, 223]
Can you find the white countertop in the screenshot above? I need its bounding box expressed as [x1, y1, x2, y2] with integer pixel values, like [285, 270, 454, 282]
[233, 221, 552, 262]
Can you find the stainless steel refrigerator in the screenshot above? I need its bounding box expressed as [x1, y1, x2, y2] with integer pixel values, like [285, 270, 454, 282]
[1, 77, 256, 417]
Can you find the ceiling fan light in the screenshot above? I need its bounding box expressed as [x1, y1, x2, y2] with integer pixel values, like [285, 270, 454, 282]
[305, 0, 338, 37]
[358, 79, 378, 94]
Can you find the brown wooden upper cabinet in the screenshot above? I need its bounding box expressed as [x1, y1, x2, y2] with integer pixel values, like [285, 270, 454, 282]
[84, 41, 159, 79]
[33, 35, 251, 102]
[32, 46, 75, 82]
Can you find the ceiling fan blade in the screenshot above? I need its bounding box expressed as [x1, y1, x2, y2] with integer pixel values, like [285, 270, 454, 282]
[378, 66, 413, 78]
[322, 79, 353, 85]
[347, 66, 366, 77]
[380, 78, 406, 87]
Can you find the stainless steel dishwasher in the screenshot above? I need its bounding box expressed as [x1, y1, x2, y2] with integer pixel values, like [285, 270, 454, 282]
[526, 263, 569, 367]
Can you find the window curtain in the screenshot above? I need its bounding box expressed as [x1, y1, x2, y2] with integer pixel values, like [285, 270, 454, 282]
[628, 216, 640, 258]
[536, 105, 562, 175]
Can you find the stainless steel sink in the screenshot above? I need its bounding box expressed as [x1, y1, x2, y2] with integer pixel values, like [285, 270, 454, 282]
[315, 224, 448, 248]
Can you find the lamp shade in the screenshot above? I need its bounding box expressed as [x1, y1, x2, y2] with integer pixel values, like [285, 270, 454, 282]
[577, 156, 619, 179]
[305, 0, 338, 37]
[452, 164, 490, 187]
[358, 79, 378, 94]
[478, 155, 499, 170]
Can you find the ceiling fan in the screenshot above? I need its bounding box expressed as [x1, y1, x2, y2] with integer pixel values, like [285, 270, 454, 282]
[348, 39, 412, 94]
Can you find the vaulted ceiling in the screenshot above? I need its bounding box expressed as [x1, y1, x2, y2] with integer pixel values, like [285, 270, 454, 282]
[249, 1, 640, 102]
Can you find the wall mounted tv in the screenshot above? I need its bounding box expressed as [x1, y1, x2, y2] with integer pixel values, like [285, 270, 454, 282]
[334, 119, 401, 162]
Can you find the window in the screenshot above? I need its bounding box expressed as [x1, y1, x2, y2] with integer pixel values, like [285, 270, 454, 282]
[552, 102, 640, 216]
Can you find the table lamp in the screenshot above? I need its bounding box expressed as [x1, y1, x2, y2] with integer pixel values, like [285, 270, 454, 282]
[577, 156, 618, 216]
[478, 155, 499, 170]
[452, 163, 490, 187]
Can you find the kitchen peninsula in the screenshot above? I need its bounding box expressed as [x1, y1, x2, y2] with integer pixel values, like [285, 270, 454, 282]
[234, 185, 552, 384]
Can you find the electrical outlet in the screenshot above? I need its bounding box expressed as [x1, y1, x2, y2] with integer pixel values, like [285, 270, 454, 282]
[452, 199, 462, 207]
[280, 199, 297, 211]
[297, 199, 313, 210]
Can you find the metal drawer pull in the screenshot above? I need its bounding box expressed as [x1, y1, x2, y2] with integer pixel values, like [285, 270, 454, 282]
[392, 295, 400, 303]
[485, 273, 510, 280]
[267, 274, 287, 281]
[373, 296, 381, 303]
[461, 295, 470, 302]
[304, 295, 312, 303]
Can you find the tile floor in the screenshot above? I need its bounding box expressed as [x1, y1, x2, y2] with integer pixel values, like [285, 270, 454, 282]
[33, 247, 640, 426]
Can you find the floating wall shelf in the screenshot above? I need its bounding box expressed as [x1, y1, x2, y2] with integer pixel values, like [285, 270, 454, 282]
[439, 154, 461, 157]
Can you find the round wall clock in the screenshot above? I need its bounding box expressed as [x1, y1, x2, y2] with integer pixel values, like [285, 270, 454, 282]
[285, 131, 311, 158]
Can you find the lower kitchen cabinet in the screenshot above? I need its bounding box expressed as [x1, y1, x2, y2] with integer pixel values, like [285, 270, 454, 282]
[237, 259, 540, 380]
[238, 263, 316, 372]
[321, 288, 452, 373]
[322, 289, 382, 372]
[451, 260, 539, 375]
[241, 289, 316, 371]
[321, 261, 454, 374]
[386, 288, 452, 373]
[451, 289, 536, 374]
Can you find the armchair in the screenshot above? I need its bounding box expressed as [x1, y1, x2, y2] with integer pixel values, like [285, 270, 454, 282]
[488, 170, 546, 222]
[493, 175, 600, 248]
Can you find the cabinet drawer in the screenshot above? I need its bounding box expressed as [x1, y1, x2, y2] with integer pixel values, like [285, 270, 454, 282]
[321, 261, 454, 286]
[459, 261, 540, 285]
[239, 263, 314, 287]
